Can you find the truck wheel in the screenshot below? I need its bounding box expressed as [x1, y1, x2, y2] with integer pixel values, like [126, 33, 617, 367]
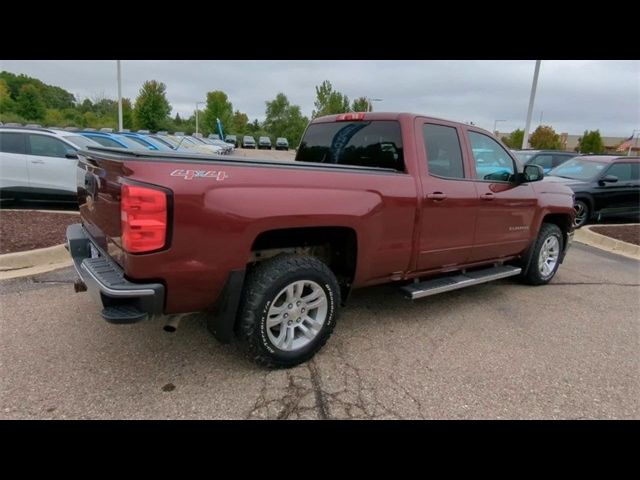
[520, 223, 563, 286]
[574, 200, 590, 228]
[238, 254, 340, 368]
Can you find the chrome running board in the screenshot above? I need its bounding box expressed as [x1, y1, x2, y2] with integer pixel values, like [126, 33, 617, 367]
[401, 265, 522, 300]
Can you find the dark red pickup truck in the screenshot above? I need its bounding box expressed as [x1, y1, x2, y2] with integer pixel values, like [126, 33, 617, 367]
[66, 112, 575, 367]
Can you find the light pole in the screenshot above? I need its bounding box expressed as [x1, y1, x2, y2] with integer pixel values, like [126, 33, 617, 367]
[195, 101, 205, 136]
[628, 129, 640, 156]
[117, 60, 123, 132]
[366, 97, 383, 112]
[522, 60, 542, 149]
[493, 119, 506, 135]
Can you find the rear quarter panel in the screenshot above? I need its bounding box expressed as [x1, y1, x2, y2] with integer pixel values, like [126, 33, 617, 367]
[116, 159, 418, 313]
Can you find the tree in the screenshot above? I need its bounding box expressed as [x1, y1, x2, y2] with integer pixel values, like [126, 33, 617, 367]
[351, 96, 369, 112]
[0, 79, 15, 114]
[501, 129, 524, 149]
[576, 130, 604, 154]
[529, 125, 562, 150]
[203, 90, 233, 136]
[231, 110, 249, 134]
[121, 98, 134, 130]
[312, 80, 350, 118]
[44, 109, 65, 127]
[16, 84, 46, 121]
[263, 93, 308, 147]
[133, 80, 171, 131]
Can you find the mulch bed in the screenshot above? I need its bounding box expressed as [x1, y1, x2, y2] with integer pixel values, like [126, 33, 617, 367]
[0, 211, 80, 254]
[590, 224, 640, 246]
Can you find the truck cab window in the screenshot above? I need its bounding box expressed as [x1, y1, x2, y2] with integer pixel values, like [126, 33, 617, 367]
[468, 131, 516, 182]
[296, 120, 404, 171]
[423, 124, 464, 179]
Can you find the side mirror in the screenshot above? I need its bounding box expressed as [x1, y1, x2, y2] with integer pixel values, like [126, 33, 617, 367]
[599, 175, 618, 185]
[522, 164, 544, 182]
[65, 151, 78, 159]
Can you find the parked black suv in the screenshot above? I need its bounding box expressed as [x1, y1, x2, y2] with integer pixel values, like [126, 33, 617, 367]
[512, 150, 578, 174]
[545, 155, 640, 227]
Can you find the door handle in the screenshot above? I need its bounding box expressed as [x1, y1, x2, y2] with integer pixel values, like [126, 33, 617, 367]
[481, 193, 495, 201]
[427, 192, 447, 201]
[31, 160, 45, 164]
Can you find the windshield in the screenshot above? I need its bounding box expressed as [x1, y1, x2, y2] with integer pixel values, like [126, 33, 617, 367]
[548, 158, 608, 181]
[114, 134, 152, 150]
[514, 152, 536, 163]
[154, 135, 180, 147]
[65, 135, 101, 149]
[140, 136, 173, 151]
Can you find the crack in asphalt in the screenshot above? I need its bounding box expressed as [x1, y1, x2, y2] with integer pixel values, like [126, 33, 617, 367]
[30, 279, 75, 285]
[308, 360, 329, 420]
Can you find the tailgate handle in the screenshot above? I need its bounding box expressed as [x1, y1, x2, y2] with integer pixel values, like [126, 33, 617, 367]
[427, 192, 447, 201]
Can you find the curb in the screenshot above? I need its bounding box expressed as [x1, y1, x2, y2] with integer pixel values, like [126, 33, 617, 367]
[574, 225, 640, 261]
[0, 244, 72, 280]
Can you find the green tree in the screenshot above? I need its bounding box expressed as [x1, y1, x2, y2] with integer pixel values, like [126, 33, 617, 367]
[529, 125, 562, 149]
[203, 90, 233, 136]
[576, 130, 604, 154]
[0, 79, 15, 114]
[312, 80, 350, 118]
[231, 110, 249, 135]
[121, 98, 134, 130]
[351, 96, 369, 112]
[16, 84, 46, 121]
[133, 80, 172, 131]
[501, 129, 524, 149]
[263, 93, 309, 147]
[44, 109, 65, 127]
[283, 105, 308, 148]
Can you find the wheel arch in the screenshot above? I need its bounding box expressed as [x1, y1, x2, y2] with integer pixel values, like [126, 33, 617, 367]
[250, 226, 358, 301]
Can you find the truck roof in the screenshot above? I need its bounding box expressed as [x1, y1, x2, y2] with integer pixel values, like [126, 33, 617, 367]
[311, 111, 493, 134]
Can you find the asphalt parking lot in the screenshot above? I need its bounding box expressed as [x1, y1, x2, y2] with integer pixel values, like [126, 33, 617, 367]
[0, 242, 638, 419]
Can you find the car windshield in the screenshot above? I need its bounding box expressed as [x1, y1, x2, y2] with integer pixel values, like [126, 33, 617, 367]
[115, 135, 151, 149]
[64, 135, 101, 149]
[514, 152, 536, 163]
[548, 158, 609, 181]
[136, 136, 173, 151]
[148, 135, 175, 149]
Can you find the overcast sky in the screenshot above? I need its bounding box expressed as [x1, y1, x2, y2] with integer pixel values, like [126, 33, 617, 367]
[2, 60, 638, 136]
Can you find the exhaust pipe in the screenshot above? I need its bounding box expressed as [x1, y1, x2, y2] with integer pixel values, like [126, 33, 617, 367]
[74, 279, 87, 293]
[163, 314, 183, 333]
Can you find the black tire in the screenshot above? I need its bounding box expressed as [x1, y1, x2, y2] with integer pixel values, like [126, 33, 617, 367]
[520, 223, 563, 286]
[238, 254, 341, 368]
[574, 200, 590, 228]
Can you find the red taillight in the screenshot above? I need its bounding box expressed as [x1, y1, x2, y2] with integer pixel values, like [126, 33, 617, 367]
[336, 112, 365, 121]
[121, 184, 167, 253]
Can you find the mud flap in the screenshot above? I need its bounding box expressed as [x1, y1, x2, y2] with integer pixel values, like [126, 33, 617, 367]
[206, 269, 246, 343]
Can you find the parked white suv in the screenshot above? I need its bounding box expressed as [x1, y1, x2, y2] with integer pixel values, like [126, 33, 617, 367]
[0, 127, 100, 202]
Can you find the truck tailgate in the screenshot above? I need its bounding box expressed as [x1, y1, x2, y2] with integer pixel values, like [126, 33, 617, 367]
[76, 152, 128, 266]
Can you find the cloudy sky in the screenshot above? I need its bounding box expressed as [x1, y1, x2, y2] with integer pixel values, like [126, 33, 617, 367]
[2, 60, 638, 136]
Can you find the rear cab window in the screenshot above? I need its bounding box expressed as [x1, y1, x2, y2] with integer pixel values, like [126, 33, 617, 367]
[423, 124, 465, 179]
[296, 120, 404, 171]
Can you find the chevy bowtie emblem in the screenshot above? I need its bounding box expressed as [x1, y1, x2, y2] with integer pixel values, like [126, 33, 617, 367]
[170, 169, 229, 181]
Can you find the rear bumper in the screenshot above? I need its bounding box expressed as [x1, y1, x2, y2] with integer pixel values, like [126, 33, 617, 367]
[66, 223, 165, 324]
